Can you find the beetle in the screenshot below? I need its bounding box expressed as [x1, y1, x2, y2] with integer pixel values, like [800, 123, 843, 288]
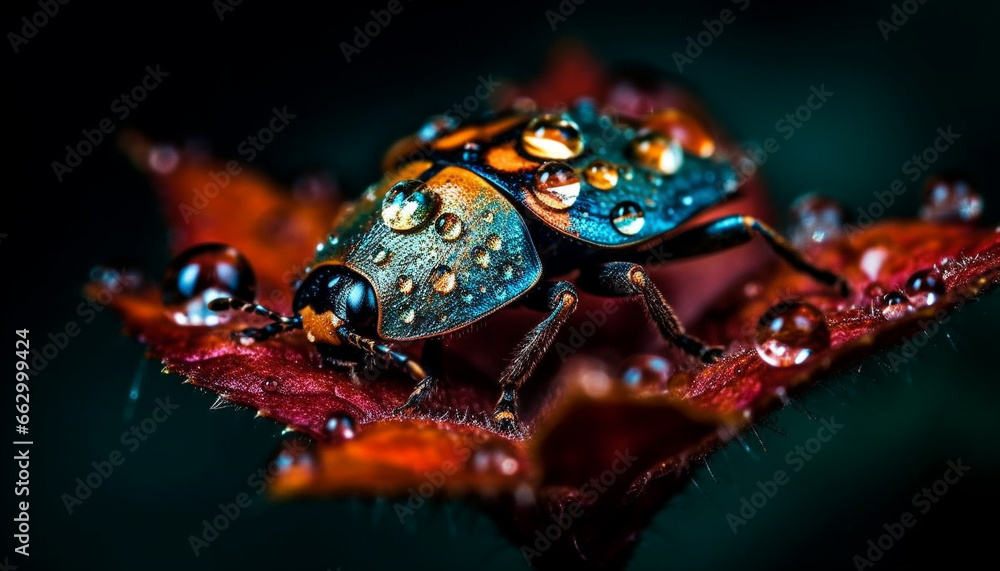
[209, 100, 848, 432]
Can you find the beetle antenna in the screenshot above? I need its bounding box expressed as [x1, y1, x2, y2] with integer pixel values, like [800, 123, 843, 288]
[208, 297, 302, 327]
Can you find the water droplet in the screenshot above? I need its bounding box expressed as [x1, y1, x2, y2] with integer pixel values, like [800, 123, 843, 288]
[471, 246, 490, 268]
[461, 292, 475, 304]
[584, 160, 619, 190]
[482, 211, 495, 223]
[397, 275, 414, 295]
[322, 413, 357, 441]
[162, 243, 256, 326]
[905, 269, 945, 306]
[462, 141, 481, 162]
[262, 377, 280, 393]
[520, 114, 584, 160]
[435, 213, 463, 241]
[372, 249, 393, 266]
[789, 193, 844, 248]
[271, 439, 316, 476]
[430, 265, 456, 294]
[90, 263, 144, 292]
[502, 264, 515, 280]
[532, 161, 580, 210]
[754, 302, 830, 367]
[381, 179, 438, 231]
[643, 108, 716, 158]
[881, 291, 914, 320]
[610, 202, 646, 235]
[401, 308, 416, 324]
[469, 443, 520, 476]
[629, 133, 683, 175]
[859, 246, 890, 281]
[920, 173, 984, 222]
[620, 354, 674, 389]
[864, 282, 887, 299]
[148, 145, 180, 174]
[485, 234, 502, 251]
[417, 114, 458, 142]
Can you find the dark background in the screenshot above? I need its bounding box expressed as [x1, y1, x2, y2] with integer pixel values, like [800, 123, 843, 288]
[6, 0, 999, 569]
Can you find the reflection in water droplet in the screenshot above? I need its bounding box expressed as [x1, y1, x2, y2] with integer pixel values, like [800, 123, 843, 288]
[881, 291, 914, 320]
[754, 302, 830, 367]
[643, 108, 716, 158]
[435, 213, 463, 241]
[397, 275, 414, 295]
[610, 202, 646, 235]
[471, 246, 490, 268]
[430, 265, 456, 294]
[584, 160, 619, 190]
[520, 114, 584, 160]
[532, 161, 580, 210]
[322, 413, 357, 441]
[162, 243, 256, 326]
[789, 193, 845, 248]
[920, 173, 984, 222]
[401, 308, 416, 324]
[262, 377, 280, 393]
[373, 249, 393, 266]
[381, 179, 438, 231]
[629, 133, 683, 175]
[485, 234, 502, 251]
[620, 354, 674, 389]
[905, 269, 946, 306]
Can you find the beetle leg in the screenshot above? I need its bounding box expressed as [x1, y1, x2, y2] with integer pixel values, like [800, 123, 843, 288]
[334, 327, 438, 414]
[624, 215, 850, 296]
[492, 281, 579, 433]
[207, 297, 303, 341]
[578, 262, 724, 362]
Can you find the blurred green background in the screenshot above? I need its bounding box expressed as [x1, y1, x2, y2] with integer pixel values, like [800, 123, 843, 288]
[7, 0, 999, 569]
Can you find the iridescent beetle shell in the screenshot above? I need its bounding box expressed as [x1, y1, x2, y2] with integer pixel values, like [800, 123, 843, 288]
[309, 102, 737, 342]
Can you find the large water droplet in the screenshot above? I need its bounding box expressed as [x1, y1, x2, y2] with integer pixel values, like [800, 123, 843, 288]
[162, 243, 255, 326]
[610, 202, 646, 235]
[789, 193, 844, 248]
[381, 179, 438, 231]
[520, 114, 584, 160]
[905, 268, 945, 306]
[920, 173, 984, 222]
[435, 213, 463, 241]
[430, 265, 456, 294]
[629, 133, 683, 175]
[261, 377, 280, 393]
[754, 302, 830, 367]
[532, 162, 581, 210]
[881, 291, 914, 320]
[397, 275, 414, 295]
[401, 308, 416, 324]
[322, 413, 357, 442]
[620, 354, 674, 389]
[471, 246, 490, 268]
[643, 108, 715, 158]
